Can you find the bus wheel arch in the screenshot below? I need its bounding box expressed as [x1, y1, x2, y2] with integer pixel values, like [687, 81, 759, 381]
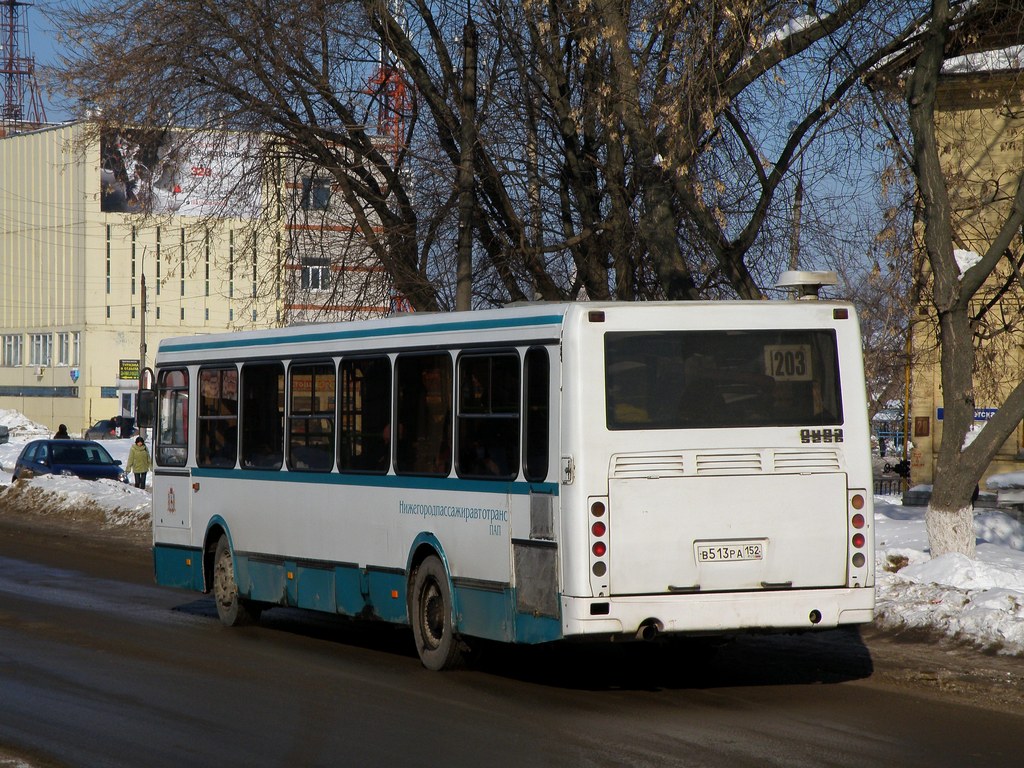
[202, 522, 228, 593]
[210, 529, 262, 627]
[408, 549, 464, 671]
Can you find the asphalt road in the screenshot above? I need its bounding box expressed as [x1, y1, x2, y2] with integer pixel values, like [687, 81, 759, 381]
[1, 510, 1023, 768]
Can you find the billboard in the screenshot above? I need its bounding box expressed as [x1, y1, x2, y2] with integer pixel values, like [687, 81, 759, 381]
[100, 128, 261, 218]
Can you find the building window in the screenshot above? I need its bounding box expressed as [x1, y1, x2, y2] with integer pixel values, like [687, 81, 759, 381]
[156, 227, 162, 296]
[2, 335, 23, 367]
[300, 258, 331, 291]
[105, 225, 112, 294]
[300, 176, 332, 211]
[180, 228, 186, 296]
[29, 333, 52, 367]
[204, 229, 210, 297]
[57, 332, 81, 366]
[131, 226, 137, 294]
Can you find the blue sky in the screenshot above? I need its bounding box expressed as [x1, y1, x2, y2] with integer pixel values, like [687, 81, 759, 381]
[26, 0, 69, 122]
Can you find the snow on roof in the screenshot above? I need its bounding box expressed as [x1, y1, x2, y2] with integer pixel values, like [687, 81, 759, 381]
[942, 44, 1024, 74]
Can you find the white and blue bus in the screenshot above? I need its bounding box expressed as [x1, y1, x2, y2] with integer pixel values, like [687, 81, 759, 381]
[144, 286, 874, 669]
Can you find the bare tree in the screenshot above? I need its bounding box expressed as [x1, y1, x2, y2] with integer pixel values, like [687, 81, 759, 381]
[898, 0, 1024, 555]
[49, 0, 924, 310]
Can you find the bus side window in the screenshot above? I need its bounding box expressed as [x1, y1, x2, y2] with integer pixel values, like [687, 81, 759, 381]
[339, 356, 392, 474]
[197, 367, 238, 469]
[524, 347, 550, 482]
[241, 362, 284, 470]
[156, 368, 189, 467]
[456, 353, 520, 480]
[395, 353, 452, 476]
[287, 361, 336, 472]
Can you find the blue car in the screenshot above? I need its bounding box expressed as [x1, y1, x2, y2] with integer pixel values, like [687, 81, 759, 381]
[13, 439, 125, 482]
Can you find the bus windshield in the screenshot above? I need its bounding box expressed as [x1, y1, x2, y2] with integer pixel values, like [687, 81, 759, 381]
[605, 329, 843, 430]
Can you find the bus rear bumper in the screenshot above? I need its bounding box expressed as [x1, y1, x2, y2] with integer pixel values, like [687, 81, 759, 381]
[561, 588, 875, 639]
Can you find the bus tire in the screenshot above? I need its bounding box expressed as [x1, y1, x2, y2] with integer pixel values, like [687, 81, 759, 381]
[410, 555, 463, 671]
[213, 536, 261, 627]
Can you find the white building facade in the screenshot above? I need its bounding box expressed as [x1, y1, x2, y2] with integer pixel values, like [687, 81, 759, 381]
[0, 121, 386, 434]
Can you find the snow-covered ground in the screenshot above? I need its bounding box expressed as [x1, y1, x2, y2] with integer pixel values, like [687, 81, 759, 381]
[1, 408, 1023, 654]
[873, 497, 1024, 653]
[0, 409, 151, 527]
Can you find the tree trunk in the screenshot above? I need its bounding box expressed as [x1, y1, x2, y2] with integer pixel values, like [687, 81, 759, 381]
[456, 17, 477, 311]
[925, 505, 975, 559]
[906, 0, 977, 557]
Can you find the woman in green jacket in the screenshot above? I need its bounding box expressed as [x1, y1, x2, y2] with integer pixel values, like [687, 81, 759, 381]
[125, 436, 152, 489]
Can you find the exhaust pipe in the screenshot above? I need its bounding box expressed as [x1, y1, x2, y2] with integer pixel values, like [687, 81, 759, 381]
[636, 618, 663, 641]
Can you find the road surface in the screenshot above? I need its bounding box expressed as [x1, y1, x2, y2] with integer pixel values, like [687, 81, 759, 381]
[1, 509, 1022, 767]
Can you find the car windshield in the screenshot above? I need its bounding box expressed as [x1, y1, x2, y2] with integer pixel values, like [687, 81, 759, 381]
[51, 444, 115, 465]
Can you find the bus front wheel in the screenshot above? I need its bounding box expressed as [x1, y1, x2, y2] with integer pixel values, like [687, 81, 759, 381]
[213, 536, 261, 627]
[410, 555, 463, 671]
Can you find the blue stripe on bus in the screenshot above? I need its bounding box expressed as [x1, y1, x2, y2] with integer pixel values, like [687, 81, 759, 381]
[160, 313, 566, 353]
[232, 551, 563, 643]
[153, 544, 205, 591]
[152, 544, 563, 644]
[190, 466, 559, 496]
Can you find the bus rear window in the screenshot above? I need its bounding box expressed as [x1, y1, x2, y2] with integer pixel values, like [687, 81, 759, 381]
[605, 330, 843, 430]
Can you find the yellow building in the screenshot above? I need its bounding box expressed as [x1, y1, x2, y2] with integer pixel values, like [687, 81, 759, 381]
[901, 33, 1024, 488]
[0, 121, 387, 434]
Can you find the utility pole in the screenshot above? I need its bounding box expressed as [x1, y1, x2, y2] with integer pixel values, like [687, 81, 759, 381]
[139, 271, 147, 438]
[790, 168, 804, 271]
[455, 8, 477, 311]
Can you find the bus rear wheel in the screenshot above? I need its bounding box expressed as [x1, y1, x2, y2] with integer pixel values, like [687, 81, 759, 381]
[410, 555, 463, 671]
[213, 536, 261, 627]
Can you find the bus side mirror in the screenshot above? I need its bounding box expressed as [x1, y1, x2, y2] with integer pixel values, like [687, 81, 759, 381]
[137, 367, 156, 429]
[137, 390, 156, 429]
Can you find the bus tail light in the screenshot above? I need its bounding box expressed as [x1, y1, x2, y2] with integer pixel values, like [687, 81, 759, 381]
[847, 491, 871, 585]
[589, 498, 609, 585]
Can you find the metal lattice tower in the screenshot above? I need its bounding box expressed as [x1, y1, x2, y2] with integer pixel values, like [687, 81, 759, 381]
[1, 0, 46, 133]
